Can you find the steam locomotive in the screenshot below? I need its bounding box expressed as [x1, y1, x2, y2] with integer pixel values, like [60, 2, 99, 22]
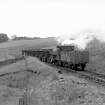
[22, 45, 89, 71]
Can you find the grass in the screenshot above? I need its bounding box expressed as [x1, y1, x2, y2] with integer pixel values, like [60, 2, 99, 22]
[0, 38, 57, 59]
[0, 57, 59, 105]
[86, 38, 105, 74]
[0, 56, 62, 105]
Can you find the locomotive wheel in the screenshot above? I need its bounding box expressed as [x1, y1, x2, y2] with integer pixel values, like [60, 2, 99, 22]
[70, 64, 74, 69]
[75, 64, 80, 71]
[57, 61, 63, 66]
[56, 60, 60, 66]
[65, 62, 69, 68]
[54, 60, 59, 66]
[81, 64, 86, 71]
[42, 57, 47, 62]
[73, 64, 77, 70]
[56, 61, 60, 66]
[42, 57, 45, 62]
[61, 61, 65, 67]
[47, 56, 54, 64]
[60, 61, 64, 67]
[46, 57, 50, 63]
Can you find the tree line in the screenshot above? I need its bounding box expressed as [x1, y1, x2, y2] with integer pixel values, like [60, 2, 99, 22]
[0, 33, 40, 43]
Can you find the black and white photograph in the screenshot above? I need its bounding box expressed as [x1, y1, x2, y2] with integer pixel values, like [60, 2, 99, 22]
[0, 0, 105, 105]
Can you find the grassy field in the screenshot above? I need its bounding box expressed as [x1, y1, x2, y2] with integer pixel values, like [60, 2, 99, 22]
[0, 57, 58, 105]
[86, 38, 105, 74]
[0, 38, 57, 60]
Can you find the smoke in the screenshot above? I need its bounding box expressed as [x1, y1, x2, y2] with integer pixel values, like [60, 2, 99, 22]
[56, 31, 105, 50]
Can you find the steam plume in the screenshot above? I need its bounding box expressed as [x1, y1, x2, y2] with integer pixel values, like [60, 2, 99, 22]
[56, 31, 105, 50]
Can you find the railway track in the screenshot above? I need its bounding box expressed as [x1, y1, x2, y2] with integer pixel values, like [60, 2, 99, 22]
[1, 55, 104, 87]
[42, 60, 105, 87]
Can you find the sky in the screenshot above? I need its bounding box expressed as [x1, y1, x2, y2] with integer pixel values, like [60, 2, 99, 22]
[0, 0, 105, 38]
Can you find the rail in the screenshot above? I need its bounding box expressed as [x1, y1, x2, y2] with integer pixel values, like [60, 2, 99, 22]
[43, 59, 105, 87]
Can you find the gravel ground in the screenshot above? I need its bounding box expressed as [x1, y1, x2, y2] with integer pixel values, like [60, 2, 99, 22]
[29, 74, 105, 105]
[0, 57, 105, 105]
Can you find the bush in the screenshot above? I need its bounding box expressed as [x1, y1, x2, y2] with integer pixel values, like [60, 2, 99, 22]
[0, 33, 9, 43]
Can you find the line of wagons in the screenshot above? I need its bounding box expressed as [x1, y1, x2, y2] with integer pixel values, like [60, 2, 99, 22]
[22, 45, 89, 71]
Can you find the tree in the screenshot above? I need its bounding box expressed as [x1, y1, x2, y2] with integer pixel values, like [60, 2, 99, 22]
[0, 33, 9, 42]
[11, 35, 17, 40]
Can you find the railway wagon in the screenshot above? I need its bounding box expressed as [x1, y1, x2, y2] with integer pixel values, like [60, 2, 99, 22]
[35, 49, 52, 62]
[22, 49, 43, 57]
[55, 45, 89, 70]
[22, 49, 52, 62]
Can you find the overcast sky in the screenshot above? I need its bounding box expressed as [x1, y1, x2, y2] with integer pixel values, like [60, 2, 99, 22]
[0, 0, 105, 38]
